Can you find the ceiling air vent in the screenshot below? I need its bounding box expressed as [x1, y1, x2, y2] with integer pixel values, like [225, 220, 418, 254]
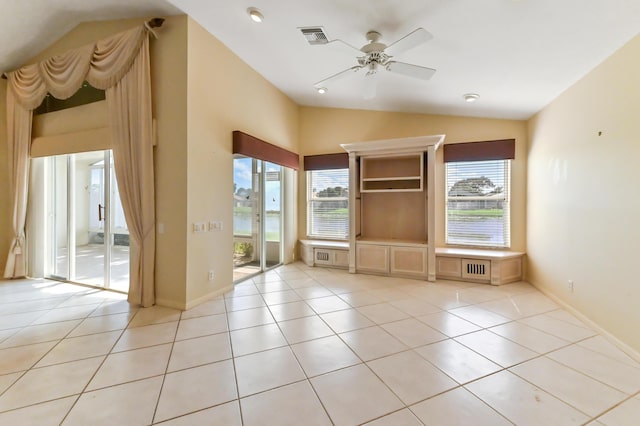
[299, 27, 329, 45]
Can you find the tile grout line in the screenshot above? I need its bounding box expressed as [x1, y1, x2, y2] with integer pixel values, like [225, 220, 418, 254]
[314, 278, 618, 424]
[57, 301, 137, 424]
[0, 291, 110, 406]
[506, 359, 630, 423]
[307, 268, 507, 424]
[149, 307, 183, 425]
[260, 270, 337, 425]
[223, 289, 246, 425]
[1, 271, 638, 424]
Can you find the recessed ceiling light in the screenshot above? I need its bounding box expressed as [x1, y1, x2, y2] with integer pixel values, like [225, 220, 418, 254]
[316, 87, 328, 94]
[463, 93, 480, 103]
[247, 7, 264, 23]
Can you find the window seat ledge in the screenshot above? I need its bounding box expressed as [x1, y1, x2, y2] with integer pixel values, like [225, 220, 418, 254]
[299, 239, 349, 250]
[436, 247, 525, 260]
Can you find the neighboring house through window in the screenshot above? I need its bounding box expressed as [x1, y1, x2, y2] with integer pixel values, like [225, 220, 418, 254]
[304, 154, 349, 240]
[443, 140, 515, 248]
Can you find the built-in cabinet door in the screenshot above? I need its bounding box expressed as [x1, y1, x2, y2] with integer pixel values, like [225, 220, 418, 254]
[332, 250, 350, 268]
[390, 246, 427, 278]
[356, 244, 389, 273]
[357, 243, 429, 277]
[435, 256, 462, 279]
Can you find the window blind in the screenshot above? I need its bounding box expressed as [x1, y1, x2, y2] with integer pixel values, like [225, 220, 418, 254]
[307, 169, 349, 239]
[446, 160, 511, 248]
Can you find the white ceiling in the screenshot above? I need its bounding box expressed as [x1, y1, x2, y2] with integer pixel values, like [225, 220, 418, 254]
[0, 0, 181, 75]
[3, 0, 640, 120]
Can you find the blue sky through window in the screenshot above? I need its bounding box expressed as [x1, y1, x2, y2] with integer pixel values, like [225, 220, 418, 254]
[233, 157, 281, 211]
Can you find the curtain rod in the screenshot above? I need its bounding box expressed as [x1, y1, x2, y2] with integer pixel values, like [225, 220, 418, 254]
[1, 18, 165, 80]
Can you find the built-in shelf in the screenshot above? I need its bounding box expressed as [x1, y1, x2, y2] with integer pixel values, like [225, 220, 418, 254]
[360, 153, 423, 193]
[361, 180, 421, 192]
[357, 237, 427, 246]
[342, 134, 445, 281]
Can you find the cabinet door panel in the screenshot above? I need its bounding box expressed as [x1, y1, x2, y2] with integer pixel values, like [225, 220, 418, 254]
[390, 246, 427, 277]
[356, 244, 389, 273]
[436, 256, 462, 278]
[333, 250, 350, 268]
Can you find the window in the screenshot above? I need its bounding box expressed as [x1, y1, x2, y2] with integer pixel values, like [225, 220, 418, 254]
[446, 160, 511, 248]
[307, 169, 349, 239]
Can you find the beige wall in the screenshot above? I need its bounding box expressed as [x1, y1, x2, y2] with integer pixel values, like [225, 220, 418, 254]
[298, 107, 528, 251]
[151, 16, 189, 307]
[527, 34, 640, 353]
[184, 18, 300, 305]
[0, 81, 9, 273]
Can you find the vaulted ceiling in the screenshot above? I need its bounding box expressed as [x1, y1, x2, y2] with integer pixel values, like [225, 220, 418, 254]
[3, 0, 639, 120]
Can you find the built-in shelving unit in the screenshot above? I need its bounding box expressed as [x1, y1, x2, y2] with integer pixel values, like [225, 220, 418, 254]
[360, 154, 423, 192]
[341, 135, 445, 281]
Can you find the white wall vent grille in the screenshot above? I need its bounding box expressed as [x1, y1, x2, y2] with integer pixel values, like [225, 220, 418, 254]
[299, 27, 329, 45]
[461, 259, 491, 281]
[314, 249, 332, 265]
[316, 251, 330, 261]
[467, 263, 485, 275]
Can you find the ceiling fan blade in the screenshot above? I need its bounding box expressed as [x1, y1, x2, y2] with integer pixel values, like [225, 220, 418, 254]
[314, 66, 363, 88]
[386, 61, 436, 80]
[363, 74, 377, 99]
[385, 28, 433, 56]
[326, 39, 364, 56]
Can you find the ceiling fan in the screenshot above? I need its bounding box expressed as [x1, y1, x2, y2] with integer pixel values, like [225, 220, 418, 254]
[313, 27, 436, 98]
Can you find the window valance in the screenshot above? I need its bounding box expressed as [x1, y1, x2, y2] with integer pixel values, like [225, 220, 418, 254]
[7, 25, 149, 110]
[443, 139, 515, 163]
[303, 153, 349, 170]
[233, 130, 299, 170]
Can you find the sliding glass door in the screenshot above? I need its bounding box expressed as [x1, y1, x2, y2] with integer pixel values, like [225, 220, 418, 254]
[233, 155, 283, 282]
[45, 150, 129, 291]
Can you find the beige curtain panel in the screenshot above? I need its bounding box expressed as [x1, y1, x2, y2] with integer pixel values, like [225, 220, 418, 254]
[4, 24, 156, 307]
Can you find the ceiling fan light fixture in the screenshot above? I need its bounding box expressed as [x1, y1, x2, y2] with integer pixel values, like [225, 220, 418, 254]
[316, 87, 328, 94]
[247, 7, 264, 23]
[463, 93, 480, 103]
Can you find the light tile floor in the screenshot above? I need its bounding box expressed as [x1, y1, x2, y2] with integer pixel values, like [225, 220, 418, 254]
[1, 263, 639, 425]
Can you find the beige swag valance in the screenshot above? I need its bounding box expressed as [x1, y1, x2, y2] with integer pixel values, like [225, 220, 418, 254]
[7, 25, 148, 109]
[4, 23, 157, 307]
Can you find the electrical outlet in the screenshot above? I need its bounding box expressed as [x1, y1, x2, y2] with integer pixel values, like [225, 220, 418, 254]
[208, 270, 215, 281]
[568, 280, 574, 292]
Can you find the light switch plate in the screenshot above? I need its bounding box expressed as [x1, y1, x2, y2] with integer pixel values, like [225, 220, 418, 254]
[209, 221, 223, 231]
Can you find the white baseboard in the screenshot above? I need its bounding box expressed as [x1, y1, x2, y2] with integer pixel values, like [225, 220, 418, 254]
[154, 298, 186, 311]
[155, 284, 234, 311]
[532, 282, 640, 364]
[184, 285, 234, 310]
